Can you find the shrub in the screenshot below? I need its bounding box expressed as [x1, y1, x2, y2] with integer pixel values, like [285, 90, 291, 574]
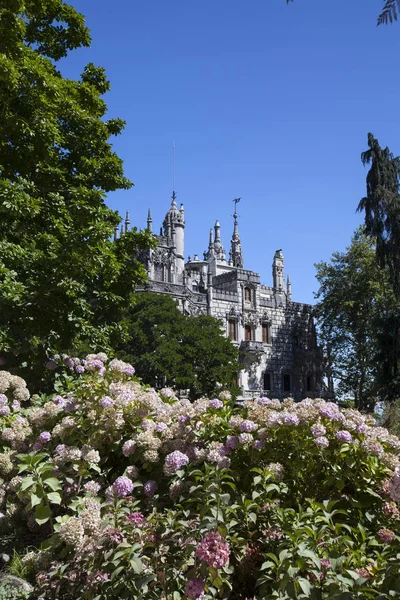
[0, 355, 400, 599]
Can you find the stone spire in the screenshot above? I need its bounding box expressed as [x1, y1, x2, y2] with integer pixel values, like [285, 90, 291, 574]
[113, 223, 119, 241]
[208, 228, 215, 254]
[287, 274, 292, 301]
[147, 209, 152, 232]
[229, 199, 243, 268]
[214, 220, 226, 262]
[125, 211, 130, 233]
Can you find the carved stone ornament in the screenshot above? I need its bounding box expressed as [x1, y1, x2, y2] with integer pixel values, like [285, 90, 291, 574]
[242, 312, 259, 327]
[152, 248, 170, 265]
[260, 311, 271, 325]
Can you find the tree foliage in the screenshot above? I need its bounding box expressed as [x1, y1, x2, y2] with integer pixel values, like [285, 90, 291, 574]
[0, 0, 153, 387]
[314, 229, 387, 411]
[358, 133, 400, 299]
[285, 0, 400, 26]
[358, 134, 400, 403]
[117, 293, 240, 400]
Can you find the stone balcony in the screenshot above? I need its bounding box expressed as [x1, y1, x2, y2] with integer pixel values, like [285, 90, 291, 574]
[239, 341, 264, 353]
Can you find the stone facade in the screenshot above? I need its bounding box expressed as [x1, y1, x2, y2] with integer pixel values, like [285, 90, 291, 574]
[123, 195, 323, 400]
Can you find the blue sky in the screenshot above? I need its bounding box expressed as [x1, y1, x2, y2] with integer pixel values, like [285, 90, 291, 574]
[60, 0, 400, 305]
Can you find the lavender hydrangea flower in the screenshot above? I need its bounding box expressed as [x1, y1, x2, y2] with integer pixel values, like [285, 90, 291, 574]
[208, 399, 223, 409]
[164, 451, 189, 474]
[0, 406, 10, 417]
[0, 394, 8, 406]
[336, 430, 353, 443]
[122, 440, 136, 457]
[112, 476, 134, 498]
[11, 400, 20, 411]
[283, 413, 299, 426]
[53, 395, 67, 408]
[311, 423, 326, 437]
[75, 365, 85, 374]
[178, 415, 190, 424]
[155, 422, 168, 432]
[124, 365, 135, 376]
[238, 433, 253, 445]
[314, 436, 329, 448]
[239, 419, 258, 433]
[143, 480, 158, 497]
[225, 435, 239, 450]
[55, 444, 66, 455]
[257, 397, 272, 405]
[39, 431, 51, 443]
[99, 396, 114, 409]
[159, 387, 175, 399]
[253, 440, 265, 450]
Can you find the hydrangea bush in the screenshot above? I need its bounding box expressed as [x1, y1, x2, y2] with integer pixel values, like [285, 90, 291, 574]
[0, 354, 400, 599]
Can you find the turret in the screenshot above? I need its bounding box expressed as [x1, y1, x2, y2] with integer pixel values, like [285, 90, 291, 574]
[125, 211, 130, 233]
[162, 192, 185, 277]
[147, 209, 152, 232]
[272, 249, 284, 291]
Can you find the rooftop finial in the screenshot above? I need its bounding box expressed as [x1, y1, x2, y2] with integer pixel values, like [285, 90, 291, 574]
[147, 209, 152, 232]
[229, 198, 244, 268]
[172, 140, 176, 200]
[125, 211, 130, 233]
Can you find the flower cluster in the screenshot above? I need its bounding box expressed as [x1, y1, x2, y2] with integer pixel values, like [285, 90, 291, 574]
[196, 531, 230, 568]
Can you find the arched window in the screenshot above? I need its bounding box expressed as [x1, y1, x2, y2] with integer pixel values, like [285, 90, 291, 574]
[244, 287, 252, 302]
[192, 282, 199, 292]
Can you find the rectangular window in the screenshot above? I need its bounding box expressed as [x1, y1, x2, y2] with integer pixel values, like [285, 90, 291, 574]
[262, 324, 270, 344]
[244, 287, 251, 302]
[283, 374, 291, 392]
[264, 372, 271, 391]
[244, 325, 252, 341]
[228, 319, 237, 341]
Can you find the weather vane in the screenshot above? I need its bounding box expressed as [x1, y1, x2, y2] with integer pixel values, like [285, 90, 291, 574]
[233, 197, 241, 220]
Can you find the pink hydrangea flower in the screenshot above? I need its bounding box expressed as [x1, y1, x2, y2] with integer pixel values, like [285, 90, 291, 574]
[196, 531, 230, 568]
[378, 528, 395, 543]
[185, 578, 205, 599]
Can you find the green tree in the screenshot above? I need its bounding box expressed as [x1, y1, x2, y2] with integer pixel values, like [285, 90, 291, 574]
[314, 229, 388, 411]
[358, 134, 400, 403]
[285, 0, 400, 26]
[0, 0, 153, 388]
[118, 293, 240, 400]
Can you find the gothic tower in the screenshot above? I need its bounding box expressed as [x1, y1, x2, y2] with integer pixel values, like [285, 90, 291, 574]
[272, 249, 285, 291]
[163, 192, 185, 279]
